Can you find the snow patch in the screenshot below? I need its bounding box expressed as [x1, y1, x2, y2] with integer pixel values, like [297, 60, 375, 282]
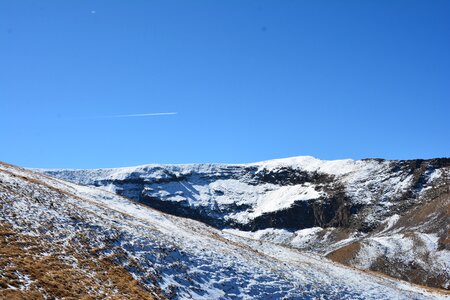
[250, 184, 322, 217]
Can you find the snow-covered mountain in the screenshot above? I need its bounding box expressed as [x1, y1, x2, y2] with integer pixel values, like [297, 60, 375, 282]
[41, 156, 450, 291]
[3, 161, 450, 299]
[3, 162, 448, 299]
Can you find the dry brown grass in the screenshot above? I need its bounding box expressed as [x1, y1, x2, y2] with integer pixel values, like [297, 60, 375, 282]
[360, 268, 450, 296]
[326, 242, 361, 264]
[0, 222, 163, 299]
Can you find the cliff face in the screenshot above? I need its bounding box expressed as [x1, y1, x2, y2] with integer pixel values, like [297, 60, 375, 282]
[41, 156, 450, 290]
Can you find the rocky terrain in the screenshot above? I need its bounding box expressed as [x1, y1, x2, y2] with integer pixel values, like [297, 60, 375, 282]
[42, 156, 450, 291]
[1, 161, 448, 299]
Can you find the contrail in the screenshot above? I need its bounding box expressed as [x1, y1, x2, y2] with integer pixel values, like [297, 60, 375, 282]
[99, 112, 177, 118]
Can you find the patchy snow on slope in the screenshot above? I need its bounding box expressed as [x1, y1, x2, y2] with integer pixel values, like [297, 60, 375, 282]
[255, 156, 419, 206]
[41, 156, 424, 224]
[2, 163, 448, 299]
[223, 228, 295, 244]
[428, 169, 443, 182]
[418, 233, 440, 252]
[379, 214, 401, 234]
[353, 231, 450, 289]
[291, 227, 324, 248]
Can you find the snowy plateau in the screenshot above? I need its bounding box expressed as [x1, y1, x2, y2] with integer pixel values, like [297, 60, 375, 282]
[0, 156, 449, 299]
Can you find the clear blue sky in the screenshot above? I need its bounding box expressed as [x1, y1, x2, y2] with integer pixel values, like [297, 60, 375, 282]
[1, 1, 449, 168]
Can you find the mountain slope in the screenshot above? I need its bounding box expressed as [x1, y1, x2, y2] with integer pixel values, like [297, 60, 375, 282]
[41, 156, 450, 290]
[1, 161, 448, 299]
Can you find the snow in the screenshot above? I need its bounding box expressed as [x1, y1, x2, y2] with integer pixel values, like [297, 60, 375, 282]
[428, 169, 443, 182]
[291, 227, 324, 247]
[223, 228, 295, 244]
[40, 156, 426, 226]
[254, 156, 361, 175]
[249, 183, 322, 217]
[418, 233, 440, 252]
[379, 214, 401, 234]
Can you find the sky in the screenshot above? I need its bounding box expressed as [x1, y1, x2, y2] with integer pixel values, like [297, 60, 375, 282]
[1, 0, 449, 168]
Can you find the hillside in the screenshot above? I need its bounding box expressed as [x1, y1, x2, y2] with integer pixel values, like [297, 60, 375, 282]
[1, 161, 448, 299]
[41, 156, 450, 290]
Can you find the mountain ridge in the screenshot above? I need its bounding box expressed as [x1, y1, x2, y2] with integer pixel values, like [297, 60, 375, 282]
[36, 155, 450, 170]
[39, 156, 450, 290]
